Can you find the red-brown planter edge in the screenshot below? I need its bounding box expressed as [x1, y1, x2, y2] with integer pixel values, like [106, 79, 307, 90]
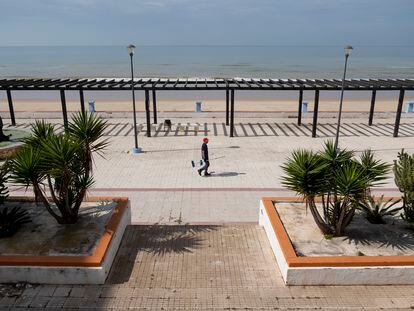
[263, 196, 414, 268]
[0, 196, 129, 267]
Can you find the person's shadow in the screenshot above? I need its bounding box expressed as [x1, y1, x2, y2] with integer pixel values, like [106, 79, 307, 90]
[209, 172, 246, 177]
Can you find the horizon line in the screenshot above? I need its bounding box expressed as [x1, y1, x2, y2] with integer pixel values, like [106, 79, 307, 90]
[1, 44, 414, 48]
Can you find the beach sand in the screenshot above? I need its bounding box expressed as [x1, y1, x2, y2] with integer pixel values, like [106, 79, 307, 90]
[2, 96, 414, 113]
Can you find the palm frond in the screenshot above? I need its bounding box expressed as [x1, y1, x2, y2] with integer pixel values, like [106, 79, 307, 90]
[281, 149, 327, 198]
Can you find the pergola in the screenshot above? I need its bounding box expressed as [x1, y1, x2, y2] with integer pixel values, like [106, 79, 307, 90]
[1, 78, 413, 137]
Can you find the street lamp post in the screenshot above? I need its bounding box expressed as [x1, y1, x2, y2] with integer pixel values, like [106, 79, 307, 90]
[334, 45, 353, 151]
[128, 44, 140, 153]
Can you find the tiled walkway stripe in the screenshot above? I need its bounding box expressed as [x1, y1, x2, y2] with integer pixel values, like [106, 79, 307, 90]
[10, 122, 414, 137]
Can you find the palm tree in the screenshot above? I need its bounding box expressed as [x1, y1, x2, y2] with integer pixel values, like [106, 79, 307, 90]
[8, 112, 108, 224]
[281, 140, 388, 236]
[67, 111, 109, 175]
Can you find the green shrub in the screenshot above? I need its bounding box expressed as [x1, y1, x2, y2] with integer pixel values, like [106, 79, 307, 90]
[0, 206, 31, 238]
[393, 149, 414, 222]
[281, 140, 388, 236]
[358, 195, 402, 224]
[0, 163, 9, 205]
[8, 111, 108, 224]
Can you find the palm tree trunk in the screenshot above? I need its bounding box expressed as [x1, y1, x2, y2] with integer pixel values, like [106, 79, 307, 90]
[33, 182, 64, 223]
[308, 200, 333, 235]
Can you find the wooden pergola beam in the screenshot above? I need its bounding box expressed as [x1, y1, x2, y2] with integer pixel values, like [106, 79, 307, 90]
[1, 78, 414, 91]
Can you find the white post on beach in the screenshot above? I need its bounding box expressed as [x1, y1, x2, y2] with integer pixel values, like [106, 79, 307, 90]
[334, 45, 353, 150]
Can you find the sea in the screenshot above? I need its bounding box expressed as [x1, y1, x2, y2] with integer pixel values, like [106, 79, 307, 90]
[0, 45, 413, 101]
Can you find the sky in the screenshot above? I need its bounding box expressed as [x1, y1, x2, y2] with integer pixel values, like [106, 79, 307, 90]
[0, 0, 413, 46]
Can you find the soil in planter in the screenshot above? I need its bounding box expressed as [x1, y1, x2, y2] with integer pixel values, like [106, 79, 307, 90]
[275, 201, 414, 257]
[0, 200, 116, 256]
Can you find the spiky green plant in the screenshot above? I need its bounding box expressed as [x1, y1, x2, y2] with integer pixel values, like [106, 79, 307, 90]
[358, 149, 389, 197]
[0, 206, 31, 238]
[8, 112, 108, 224]
[358, 195, 402, 224]
[0, 163, 9, 205]
[22, 119, 55, 148]
[68, 110, 109, 174]
[281, 140, 388, 236]
[393, 149, 414, 222]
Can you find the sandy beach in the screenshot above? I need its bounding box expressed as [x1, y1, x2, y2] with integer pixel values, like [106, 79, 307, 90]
[2, 96, 413, 113]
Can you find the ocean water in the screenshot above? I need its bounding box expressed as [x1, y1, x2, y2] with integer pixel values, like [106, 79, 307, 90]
[1, 45, 414, 79]
[0, 45, 413, 101]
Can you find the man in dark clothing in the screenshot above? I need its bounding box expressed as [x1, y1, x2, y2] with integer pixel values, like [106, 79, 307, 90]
[198, 137, 210, 176]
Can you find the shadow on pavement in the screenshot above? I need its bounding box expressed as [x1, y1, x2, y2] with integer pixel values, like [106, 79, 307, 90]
[209, 172, 246, 177]
[106, 225, 218, 284]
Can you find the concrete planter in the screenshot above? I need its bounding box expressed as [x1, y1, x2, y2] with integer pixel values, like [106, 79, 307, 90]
[0, 196, 131, 284]
[259, 197, 414, 285]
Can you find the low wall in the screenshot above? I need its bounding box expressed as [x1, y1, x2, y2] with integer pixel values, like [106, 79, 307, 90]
[259, 197, 414, 285]
[0, 196, 131, 284]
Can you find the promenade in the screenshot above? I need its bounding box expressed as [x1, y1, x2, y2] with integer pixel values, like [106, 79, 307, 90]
[2, 115, 414, 310]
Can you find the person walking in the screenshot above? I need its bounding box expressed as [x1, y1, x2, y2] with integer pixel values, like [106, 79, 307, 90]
[198, 137, 210, 176]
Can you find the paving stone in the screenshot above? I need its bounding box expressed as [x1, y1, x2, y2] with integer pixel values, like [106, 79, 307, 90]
[0, 296, 16, 308]
[63, 297, 87, 308]
[37, 285, 56, 297]
[46, 296, 67, 308]
[13, 295, 32, 308]
[53, 286, 72, 297]
[29, 295, 50, 308]
[21, 286, 41, 297]
[70, 286, 87, 298]
[100, 287, 119, 298]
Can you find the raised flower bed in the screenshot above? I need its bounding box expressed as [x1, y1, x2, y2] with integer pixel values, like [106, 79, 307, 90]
[260, 197, 414, 285]
[0, 196, 130, 284]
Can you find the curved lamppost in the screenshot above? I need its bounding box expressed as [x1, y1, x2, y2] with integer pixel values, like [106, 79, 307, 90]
[128, 44, 141, 154]
[334, 45, 353, 151]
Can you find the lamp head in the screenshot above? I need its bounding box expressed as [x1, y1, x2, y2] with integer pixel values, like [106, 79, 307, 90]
[344, 45, 353, 57]
[127, 44, 136, 56]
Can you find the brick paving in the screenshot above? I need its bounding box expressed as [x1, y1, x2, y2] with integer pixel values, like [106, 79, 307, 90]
[2, 225, 414, 310]
[2, 116, 414, 309]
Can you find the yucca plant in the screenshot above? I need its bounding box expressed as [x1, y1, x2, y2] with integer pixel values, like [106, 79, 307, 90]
[0, 206, 31, 238]
[22, 119, 55, 148]
[358, 195, 402, 224]
[68, 111, 109, 174]
[8, 112, 108, 224]
[281, 140, 388, 236]
[393, 149, 414, 222]
[0, 163, 9, 205]
[358, 149, 389, 197]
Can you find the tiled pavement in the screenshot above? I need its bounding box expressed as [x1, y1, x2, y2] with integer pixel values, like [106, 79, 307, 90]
[9, 119, 414, 138]
[3, 116, 414, 309]
[3, 225, 414, 310]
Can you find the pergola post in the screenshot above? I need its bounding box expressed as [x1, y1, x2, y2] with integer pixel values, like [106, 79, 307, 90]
[393, 89, 405, 137]
[6, 90, 16, 126]
[152, 89, 157, 124]
[79, 90, 85, 112]
[60, 90, 68, 130]
[298, 89, 303, 126]
[230, 89, 235, 137]
[312, 90, 319, 138]
[368, 89, 376, 126]
[226, 88, 230, 126]
[145, 89, 151, 137]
